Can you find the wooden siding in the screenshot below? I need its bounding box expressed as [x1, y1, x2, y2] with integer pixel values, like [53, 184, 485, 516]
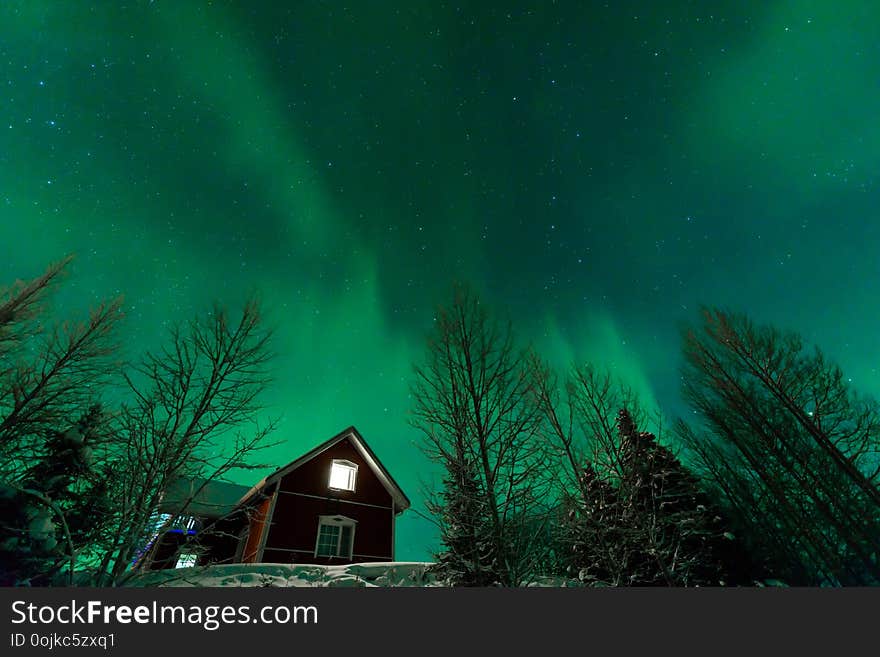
[261, 437, 394, 564]
[279, 437, 393, 507]
[139, 432, 403, 570]
[241, 493, 273, 563]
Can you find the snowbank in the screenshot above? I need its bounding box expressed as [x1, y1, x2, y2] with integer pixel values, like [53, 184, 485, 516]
[125, 562, 439, 588]
[124, 562, 579, 587]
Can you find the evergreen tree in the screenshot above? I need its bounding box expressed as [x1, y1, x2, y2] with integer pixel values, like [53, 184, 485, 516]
[429, 457, 499, 586]
[558, 409, 757, 586]
[0, 404, 112, 585]
[411, 284, 548, 586]
[1, 259, 276, 586]
[615, 409, 756, 585]
[558, 464, 626, 584]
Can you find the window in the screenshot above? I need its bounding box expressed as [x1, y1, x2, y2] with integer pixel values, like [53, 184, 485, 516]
[328, 459, 358, 491]
[314, 516, 356, 559]
[154, 513, 198, 533]
[175, 552, 198, 568]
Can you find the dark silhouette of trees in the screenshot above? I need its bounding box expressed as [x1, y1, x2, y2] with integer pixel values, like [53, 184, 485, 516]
[0, 256, 122, 483]
[12, 258, 880, 587]
[0, 258, 278, 586]
[0, 404, 115, 586]
[425, 457, 497, 586]
[94, 298, 278, 585]
[613, 409, 755, 585]
[532, 360, 755, 585]
[0, 257, 121, 585]
[411, 284, 548, 586]
[677, 308, 880, 585]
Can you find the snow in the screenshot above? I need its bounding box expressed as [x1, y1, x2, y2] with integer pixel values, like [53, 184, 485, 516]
[27, 509, 57, 550]
[124, 562, 580, 587]
[125, 562, 441, 588]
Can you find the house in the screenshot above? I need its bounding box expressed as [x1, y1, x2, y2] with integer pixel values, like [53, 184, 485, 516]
[134, 477, 251, 570]
[136, 426, 410, 570]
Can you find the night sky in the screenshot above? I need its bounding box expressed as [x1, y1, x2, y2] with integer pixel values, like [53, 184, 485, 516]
[3, 1, 880, 560]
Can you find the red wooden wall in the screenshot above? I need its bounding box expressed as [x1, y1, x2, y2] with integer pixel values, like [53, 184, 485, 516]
[242, 494, 273, 563]
[260, 437, 395, 564]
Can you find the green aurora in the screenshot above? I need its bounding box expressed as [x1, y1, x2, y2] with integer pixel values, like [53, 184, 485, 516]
[2, 1, 880, 560]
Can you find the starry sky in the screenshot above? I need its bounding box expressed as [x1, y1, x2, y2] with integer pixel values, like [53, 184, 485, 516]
[3, 1, 880, 560]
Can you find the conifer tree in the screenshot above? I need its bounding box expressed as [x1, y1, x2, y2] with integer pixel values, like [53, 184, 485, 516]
[540, 381, 756, 585]
[429, 457, 499, 586]
[614, 409, 754, 585]
[411, 284, 547, 586]
[0, 405, 112, 585]
[558, 464, 625, 584]
[0, 256, 120, 586]
[1, 259, 277, 586]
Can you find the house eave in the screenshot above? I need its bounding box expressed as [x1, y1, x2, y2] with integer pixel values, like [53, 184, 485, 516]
[234, 426, 411, 513]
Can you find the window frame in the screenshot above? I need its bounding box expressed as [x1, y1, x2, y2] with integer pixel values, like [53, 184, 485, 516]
[175, 552, 199, 569]
[313, 515, 357, 559]
[328, 459, 358, 492]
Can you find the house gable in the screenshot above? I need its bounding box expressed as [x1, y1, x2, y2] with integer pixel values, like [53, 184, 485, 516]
[277, 437, 391, 506]
[257, 437, 398, 563]
[238, 426, 410, 512]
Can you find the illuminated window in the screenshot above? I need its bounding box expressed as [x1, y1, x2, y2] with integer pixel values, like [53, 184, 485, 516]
[314, 516, 356, 558]
[328, 459, 358, 491]
[175, 552, 198, 568]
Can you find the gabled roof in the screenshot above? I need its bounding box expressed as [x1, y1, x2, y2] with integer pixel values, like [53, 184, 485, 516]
[237, 426, 411, 513]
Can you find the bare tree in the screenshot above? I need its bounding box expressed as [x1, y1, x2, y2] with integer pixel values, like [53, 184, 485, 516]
[531, 360, 747, 585]
[530, 359, 645, 583]
[0, 256, 122, 480]
[411, 284, 548, 586]
[0, 260, 280, 586]
[678, 307, 880, 584]
[530, 359, 649, 490]
[92, 298, 278, 585]
[0, 257, 122, 585]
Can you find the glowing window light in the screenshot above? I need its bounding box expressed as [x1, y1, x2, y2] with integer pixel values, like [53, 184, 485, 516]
[329, 460, 357, 491]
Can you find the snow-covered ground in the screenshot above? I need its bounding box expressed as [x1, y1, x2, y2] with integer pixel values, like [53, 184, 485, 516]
[125, 562, 577, 587]
[126, 562, 440, 587]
